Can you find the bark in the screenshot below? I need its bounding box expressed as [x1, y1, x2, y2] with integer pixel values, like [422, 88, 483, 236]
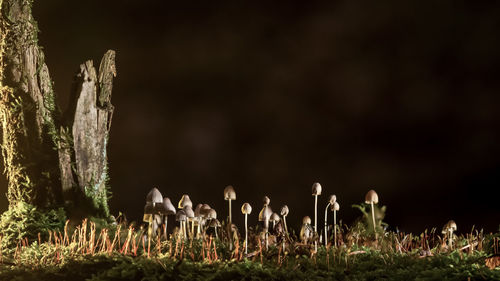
[0, 0, 116, 218]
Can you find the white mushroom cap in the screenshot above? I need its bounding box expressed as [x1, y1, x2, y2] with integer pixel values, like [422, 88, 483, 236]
[241, 203, 252, 215]
[302, 216, 312, 225]
[328, 195, 337, 205]
[280, 205, 289, 217]
[178, 194, 193, 209]
[224, 185, 236, 200]
[194, 203, 203, 217]
[444, 220, 457, 231]
[331, 201, 340, 211]
[263, 196, 270, 205]
[312, 182, 322, 196]
[258, 205, 273, 221]
[365, 189, 379, 204]
[184, 205, 195, 218]
[270, 212, 280, 223]
[157, 197, 176, 215]
[199, 204, 211, 217]
[176, 210, 187, 222]
[206, 209, 217, 220]
[146, 188, 163, 204]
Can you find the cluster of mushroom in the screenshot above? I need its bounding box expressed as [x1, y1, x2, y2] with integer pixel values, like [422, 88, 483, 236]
[143, 188, 220, 241]
[143, 184, 459, 255]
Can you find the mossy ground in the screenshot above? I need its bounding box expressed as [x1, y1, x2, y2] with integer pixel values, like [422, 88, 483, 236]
[0, 216, 497, 281]
[0, 249, 498, 280]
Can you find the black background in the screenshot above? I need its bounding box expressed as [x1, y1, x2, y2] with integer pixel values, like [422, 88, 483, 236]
[1, 1, 499, 233]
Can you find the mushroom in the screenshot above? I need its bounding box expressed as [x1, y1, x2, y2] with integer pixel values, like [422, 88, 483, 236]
[270, 212, 281, 230]
[280, 205, 289, 236]
[143, 187, 163, 240]
[209, 219, 221, 239]
[331, 201, 340, 247]
[365, 189, 379, 239]
[224, 185, 236, 224]
[223, 185, 236, 250]
[324, 194, 336, 247]
[241, 203, 252, 255]
[300, 216, 312, 244]
[157, 197, 176, 239]
[312, 182, 322, 250]
[143, 201, 154, 239]
[175, 210, 187, 239]
[184, 205, 195, 238]
[178, 194, 193, 209]
[258, 196, 273, 250]
[146, 188, 163, 207]
[442, 220, 457, 249]
[193, 203, 203, 238]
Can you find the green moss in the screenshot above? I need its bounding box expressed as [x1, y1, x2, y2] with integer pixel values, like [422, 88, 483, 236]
[0, 201, 66, 251]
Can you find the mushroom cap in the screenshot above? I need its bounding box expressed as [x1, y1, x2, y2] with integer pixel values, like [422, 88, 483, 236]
[224, 185, 236, 200]
[270, 212, 281, 222]
[328, 195, 337, 205]
[365, 189, 379, 204]
[263, 196, 270, 205]
[206, 208, 217, 219]
[241, 203, 252, 215]
[258, 205, 273, 221]
[280, 205, 289, 216]
[445, 220, 457, 231]
[302, 216, 312, 225]
[158, 197, 176, 215]
[146, 188, 163, 204]
[144, 201, 154, 214]
[200, 204, 212, 217]
[178, 194, 193, 209]
[194, 203, 203, 217]
[312, 182, 322, 196]
[184, 205, 195, 218]
[331, 201, 340, 211]
[176, 210, 187, 222]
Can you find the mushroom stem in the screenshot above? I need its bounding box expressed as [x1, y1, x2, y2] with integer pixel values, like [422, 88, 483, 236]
[324, 203, 330, 247]
[449, 229, 453, 249]
[164, 217, 168, 239]
[370, 201, 377, 239]
[283, 215, 288, 237]
[244, 213, 248, 255]
[264, 218, 269, 250]
[314, 194, 318, 251]
[229, 199, 233, 250]
[334, 210, 337, 247]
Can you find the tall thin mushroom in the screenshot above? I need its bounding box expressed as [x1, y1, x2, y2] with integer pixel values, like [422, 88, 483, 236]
[312, 183, 322, 251]
[331, 201, 340, 247]
[280, 205, 289, 237]
[258, 196, 273, 250]
[270, 212, 280, 230]
[175, 210, 187, 239]
[184, 205, 195, 239]
[324, 195, 336, 247]
[241, 203, 252, 255]
[145, 188, 163, 239]
[442, 220, 457, 249]
[159, 197, 176, 239]
[365, 189, 379, 239]
[224, 185, 236, 250]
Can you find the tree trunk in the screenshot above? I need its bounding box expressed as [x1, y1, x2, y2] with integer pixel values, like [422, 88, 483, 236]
[0, 0, 116, 219]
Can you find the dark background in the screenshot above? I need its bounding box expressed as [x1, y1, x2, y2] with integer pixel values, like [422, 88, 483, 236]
[1, 1, 499, 233]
